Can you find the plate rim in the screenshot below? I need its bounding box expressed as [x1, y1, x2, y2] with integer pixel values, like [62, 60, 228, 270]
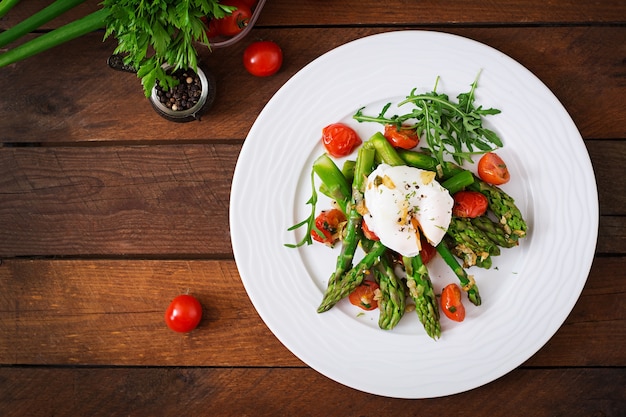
[230, 29, 599, 398]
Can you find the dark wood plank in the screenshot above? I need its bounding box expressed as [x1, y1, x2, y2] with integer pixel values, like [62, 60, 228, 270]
[524, 256, 626, 366]
[258, 0, 626, 26]
[0, 257, 623, 367]
[0, 367, 623, 417]
[0, 259, 300, 367]
[589, 140, 626, 216]
[0, 145, 238, 257]
[0, 27, 624, 143]
[1, 141, 623, 257]
[1, 0, 624, 28]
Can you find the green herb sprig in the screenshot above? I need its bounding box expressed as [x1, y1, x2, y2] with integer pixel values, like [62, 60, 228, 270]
[103, 0, 233, 97]
[354, 72, 502, 165]
[0, 0, 234, 97]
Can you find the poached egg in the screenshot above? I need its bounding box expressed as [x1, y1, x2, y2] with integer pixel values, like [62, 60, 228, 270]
[363, 164, 453, 257]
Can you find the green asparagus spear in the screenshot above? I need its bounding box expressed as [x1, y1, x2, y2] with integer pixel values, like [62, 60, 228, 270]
[318, 240, 386, 313]
[403, 255, 441, 339]
[368, 132, 405, 166]
[467, 180, 527, 238]
[446, 217, 500, 268]
[341, 160, 356, 185]
[440, 170, 474, 194]
[374, 255, 405, 330]
[436, 243, 481, 306]
[397, 148, 527, 237]
[470, 215, 520, 248]
[313, 153, 352, 213]
[317, 146, 377, 312]
[285, 153, 353, 247]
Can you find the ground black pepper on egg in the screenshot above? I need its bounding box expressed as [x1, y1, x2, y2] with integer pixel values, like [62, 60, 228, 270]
[155, 69, 202, 111]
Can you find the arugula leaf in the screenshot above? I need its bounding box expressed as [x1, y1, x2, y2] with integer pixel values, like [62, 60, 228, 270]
[353, 72, 503, 166]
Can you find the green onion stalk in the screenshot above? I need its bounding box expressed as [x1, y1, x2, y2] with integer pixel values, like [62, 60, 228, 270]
[0, 8, 108, 68]
[0, 0, 22, 20]
[0, 0, 90, 48]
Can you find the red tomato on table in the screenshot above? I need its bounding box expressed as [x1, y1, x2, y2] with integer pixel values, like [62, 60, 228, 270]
[243, 41, 283, 77]
[321, 123, 362, 158]
[349, 280, 380, 311]
[440, 283, 465, 322]
[164, 294, 203, 333]
[452, 191, 489, 218]
[478, 152, 510, 185]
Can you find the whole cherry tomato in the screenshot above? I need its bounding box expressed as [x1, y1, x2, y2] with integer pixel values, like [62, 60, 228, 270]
[215, 1, 252, 36]
[452, 190, 489, 218]
[164, 294, 203, 333]
[440, 283, 465, 322]
[243, 40, 283, 77]
[477, 152, 510, 185]
[321, 123, 362, 158]
[383, 124, 420, 149]
[348, 280, 380, 311]
[311, 208, 346, 246]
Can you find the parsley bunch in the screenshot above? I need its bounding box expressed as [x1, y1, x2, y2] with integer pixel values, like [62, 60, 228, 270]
[103, 0, 233, 97]
[354, 73, 503, 165]
[0, 0, 234, 98]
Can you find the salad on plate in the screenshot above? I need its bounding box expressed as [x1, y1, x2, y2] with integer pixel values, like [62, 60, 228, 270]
[287, 74, 528, 339]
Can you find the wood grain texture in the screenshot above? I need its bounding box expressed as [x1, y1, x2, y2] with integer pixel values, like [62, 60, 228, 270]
[0, 257, 623, 367]
[0, 0, 624, 412]
[0, 145, 238, 257]
[0, 27, 624, 143]
[0, 259, 299, 367]
[0, 367, 623, 417]
[1, 0, 624, 28]
[0, 140, 623, 257]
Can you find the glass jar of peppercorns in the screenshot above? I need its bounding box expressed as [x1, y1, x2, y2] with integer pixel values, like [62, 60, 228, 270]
[149, 65, 216, 122]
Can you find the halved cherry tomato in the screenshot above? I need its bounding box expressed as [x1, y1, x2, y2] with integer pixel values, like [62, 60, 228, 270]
[477, 152, 510, 185]
[164, 294, 203, 333]
[440, 283, 465, 322]
[452, 191, 489, 218]
[419, 236, 437, 265]
[348, 280, 380, 311]
[243, 41, 283, 77]
[361, 218, 379, 241]
[321, 123, 362, 158]
[215, 1, 252, 36]
[311, 208, 346, 246]
[383, 124, 420, 149]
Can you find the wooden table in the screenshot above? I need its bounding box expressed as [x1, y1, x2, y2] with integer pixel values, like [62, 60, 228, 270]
[0, 0, 624, 415]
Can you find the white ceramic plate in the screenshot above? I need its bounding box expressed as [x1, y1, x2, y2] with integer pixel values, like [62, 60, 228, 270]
[230, 31, 598, 398]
